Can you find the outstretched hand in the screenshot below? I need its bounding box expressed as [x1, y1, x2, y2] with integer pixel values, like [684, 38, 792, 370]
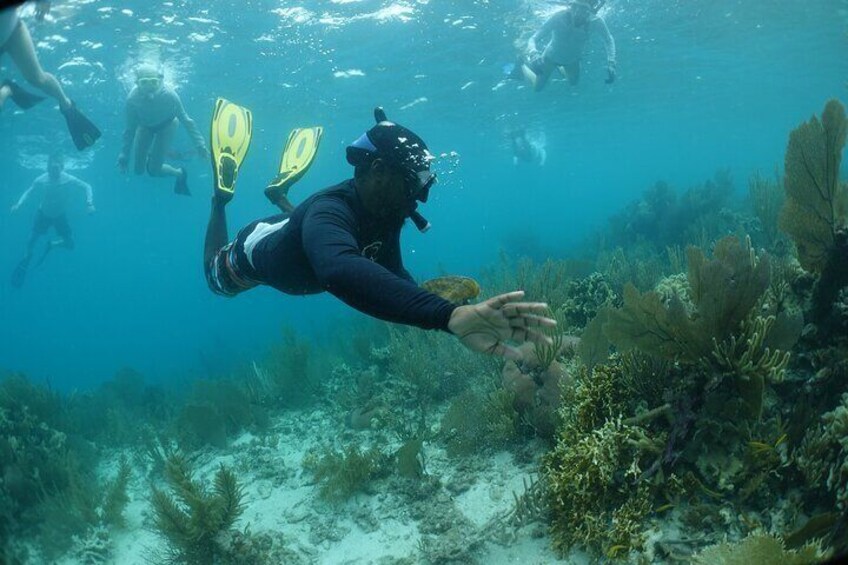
[447, 291, 556, 360]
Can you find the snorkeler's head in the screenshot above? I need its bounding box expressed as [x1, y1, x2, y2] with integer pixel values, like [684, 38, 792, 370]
[346, 108, 436, 206]
[47, 152, 64, 178]
[572, 0, 603, 18]
[135, 64, 164, 94]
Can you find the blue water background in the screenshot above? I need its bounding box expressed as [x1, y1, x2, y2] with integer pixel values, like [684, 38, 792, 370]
[0, 0, 846, 391]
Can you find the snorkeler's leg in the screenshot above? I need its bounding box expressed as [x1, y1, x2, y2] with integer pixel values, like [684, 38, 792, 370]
[5, 21, 71, 109]
[146, 120, 181, 178]
[524, 58, 553, 92]
[204, 197, 229, 273]
[0, 83, 10, 108]
[133, 127, 154, 175]
[562, 62, 580, 86]
[55, 215, 74, 250]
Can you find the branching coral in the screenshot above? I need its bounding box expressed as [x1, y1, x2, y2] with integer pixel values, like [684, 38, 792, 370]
[302, 444, 388, 501]
[150, 454, 245, 564]
[796, 393, 848, 511]
[545, 417, 662, 557]
[710, 315, 791, 420]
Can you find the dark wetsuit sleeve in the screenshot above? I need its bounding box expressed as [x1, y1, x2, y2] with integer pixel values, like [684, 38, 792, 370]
[302, 201, 456, 330]
[383, 227, 416, 284]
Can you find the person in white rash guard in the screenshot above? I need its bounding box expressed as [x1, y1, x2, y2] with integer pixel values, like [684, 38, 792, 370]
[519, 0, 616, 92]
[117, 64, 209, 196]
[0, 1, 100, 149]
[9, 152, 95, 288]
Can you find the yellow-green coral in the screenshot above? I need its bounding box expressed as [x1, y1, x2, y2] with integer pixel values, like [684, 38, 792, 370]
[796, 393, 848, 510]
[545, 416, 662, 557]
[711, 315, 791, 420]
[691, 533, 828, 565]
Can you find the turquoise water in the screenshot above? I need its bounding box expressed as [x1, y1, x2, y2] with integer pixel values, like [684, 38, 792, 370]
[0, 0, 845, 385]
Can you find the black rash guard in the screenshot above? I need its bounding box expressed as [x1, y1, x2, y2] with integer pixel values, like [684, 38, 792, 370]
[248, 180, 457, 331]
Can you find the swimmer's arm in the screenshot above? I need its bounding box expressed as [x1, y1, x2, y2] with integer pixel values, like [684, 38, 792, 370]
[69, 176, 94, 207]
[528, 12, 558, 53]
[13, 183, 37, 209]
[303, 204, 455, 330]
[593, 17, 616, 67]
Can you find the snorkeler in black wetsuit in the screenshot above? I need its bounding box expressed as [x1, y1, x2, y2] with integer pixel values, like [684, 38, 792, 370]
[204, 108, 556, 360]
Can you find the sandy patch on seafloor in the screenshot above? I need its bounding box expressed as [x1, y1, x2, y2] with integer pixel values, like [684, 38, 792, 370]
[57, 407, 578, 564]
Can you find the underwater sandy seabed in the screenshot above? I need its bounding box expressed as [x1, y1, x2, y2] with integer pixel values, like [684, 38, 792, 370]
[50, 405, 571, 565]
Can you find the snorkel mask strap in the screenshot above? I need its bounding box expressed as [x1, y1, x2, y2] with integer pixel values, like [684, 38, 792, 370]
[370, 106, 433, 233]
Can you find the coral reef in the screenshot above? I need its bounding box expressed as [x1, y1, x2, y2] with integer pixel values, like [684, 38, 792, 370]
[796, 393, 848, 510]
[545, 417, 660, 557]
[558, 272, 617, 332]
[302, 444, 389, 501]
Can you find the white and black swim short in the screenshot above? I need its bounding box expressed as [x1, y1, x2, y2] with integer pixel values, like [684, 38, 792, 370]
[205, 215, 289, 297]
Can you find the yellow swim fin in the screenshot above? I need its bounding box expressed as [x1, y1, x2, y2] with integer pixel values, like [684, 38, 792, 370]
[210, 98, 253, 198]
[264, 126, 323, 211]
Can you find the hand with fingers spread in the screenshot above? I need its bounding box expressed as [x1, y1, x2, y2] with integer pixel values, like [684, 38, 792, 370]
[447, 290, 556, 360]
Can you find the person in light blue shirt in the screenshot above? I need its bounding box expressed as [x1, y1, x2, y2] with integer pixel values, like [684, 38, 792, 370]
[518, 0, 616, 92]
[118, 64, 208, 196]
[9, 152, 95, 287]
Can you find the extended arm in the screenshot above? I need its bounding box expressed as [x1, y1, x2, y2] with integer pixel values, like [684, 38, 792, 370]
[302, 203, 455, 330]
[528, 12, 558, 53]
[595, 17, 616, 69]
[12, 181, 37, 211]
[68, 175, 94, 209]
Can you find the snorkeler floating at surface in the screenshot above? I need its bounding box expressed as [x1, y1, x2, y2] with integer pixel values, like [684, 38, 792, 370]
[9, 152, 95, 288]
[0, 0, 100, 149]
[203, 100, 556, 359]
[118, 64, 209, 196]
[512, 0, 616, 92]
[508, 127, 547, 166]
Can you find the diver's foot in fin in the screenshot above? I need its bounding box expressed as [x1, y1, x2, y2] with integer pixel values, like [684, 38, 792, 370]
[211, 98, 254, 203]
[61, 102, 101, 150]
[264, 182, 295, 213]
[11, 258, 30, 289]
[2, 79, 45, 109]
[174, 167, 191, 196]
[263, 174, 291, 207]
